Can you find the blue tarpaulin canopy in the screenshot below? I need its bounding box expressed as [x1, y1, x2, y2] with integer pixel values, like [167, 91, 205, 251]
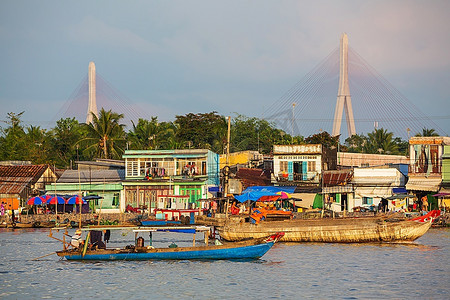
[234, 186, 296, 202]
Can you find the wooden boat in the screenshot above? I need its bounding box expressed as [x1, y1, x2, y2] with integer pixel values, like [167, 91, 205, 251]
[218, 217, 432, 243]
[54, 226, 284, 261]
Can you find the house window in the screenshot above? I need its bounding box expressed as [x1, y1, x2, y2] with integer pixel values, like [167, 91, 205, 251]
[279, 161, 288, 172]
[307, 161, 316, 172]
[363, 197, 373, 205]
[127, 159, 139, 177]
[112, 193, 119, 207]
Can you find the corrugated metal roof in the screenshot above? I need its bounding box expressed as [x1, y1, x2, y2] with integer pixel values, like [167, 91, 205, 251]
[58, 169, 125, 183]
[0, 164, 49, 178]
[0, 177, 31, 194]
[0, 164, 50, 194]
[323, 170, 353, 186]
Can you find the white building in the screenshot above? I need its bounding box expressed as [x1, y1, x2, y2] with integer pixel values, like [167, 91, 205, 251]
[323, 167, 406, 212]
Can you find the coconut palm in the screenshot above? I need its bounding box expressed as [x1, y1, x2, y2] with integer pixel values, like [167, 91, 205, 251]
[128, 117, 160, 150]
[80, 108, 126, 159]
[415, 128, 439, 137]
[364, 128, 399, 155]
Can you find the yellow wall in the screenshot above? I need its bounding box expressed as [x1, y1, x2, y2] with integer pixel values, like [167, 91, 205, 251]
[219, 151, 261, 169]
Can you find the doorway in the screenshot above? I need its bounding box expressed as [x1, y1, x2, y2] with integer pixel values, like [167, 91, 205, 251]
[341, 194, 348, 211]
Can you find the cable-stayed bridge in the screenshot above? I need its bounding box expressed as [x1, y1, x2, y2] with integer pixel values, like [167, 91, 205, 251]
[263, 34, 446, 140]
[55, 34, 445, 139]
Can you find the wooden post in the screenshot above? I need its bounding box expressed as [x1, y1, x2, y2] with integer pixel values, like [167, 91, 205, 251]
[193, 232, 196, 247]
[225, 116, 231, 218]
[204, 229, 209, 246]
[78, 168, 82, 229]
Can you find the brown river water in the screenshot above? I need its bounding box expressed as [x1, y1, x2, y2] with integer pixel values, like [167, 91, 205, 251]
[0, 227, 448, 299]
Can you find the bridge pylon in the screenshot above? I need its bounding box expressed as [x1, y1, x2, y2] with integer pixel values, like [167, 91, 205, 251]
[86, 61, 98, 124]
[332, 33, 356, 137]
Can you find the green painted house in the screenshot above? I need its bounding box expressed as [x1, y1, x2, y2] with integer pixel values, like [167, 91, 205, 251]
[46, 169, 124, 213]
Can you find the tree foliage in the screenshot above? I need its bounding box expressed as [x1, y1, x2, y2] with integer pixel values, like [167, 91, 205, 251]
[0, 110, 417, 167]
[305, 131, 339, 149]
[415, 128, 439, 137]
[79, 109, 126, 159]
[174, 112, 226, 153]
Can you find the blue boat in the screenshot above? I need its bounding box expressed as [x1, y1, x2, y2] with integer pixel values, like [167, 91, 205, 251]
[54, 227, 284, 261]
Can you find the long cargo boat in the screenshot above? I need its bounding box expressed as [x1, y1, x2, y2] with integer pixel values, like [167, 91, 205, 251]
[218, 217, 432, 243]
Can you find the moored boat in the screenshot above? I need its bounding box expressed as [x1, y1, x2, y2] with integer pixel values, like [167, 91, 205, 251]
[219, 217, 432, 243]
[54, 226, 284, 261]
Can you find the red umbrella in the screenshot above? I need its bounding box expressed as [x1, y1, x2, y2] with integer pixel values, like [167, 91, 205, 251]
[46, 196, 66, 205]
[67, 196, 86, 205]
[27, 196, 44, 205]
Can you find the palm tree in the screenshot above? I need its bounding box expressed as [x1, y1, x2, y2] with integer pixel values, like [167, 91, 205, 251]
[80, 108, 126, 159]
[415, 128, 439, 137]
[364, 128, 399, 155]
[128, 117, 161, 150]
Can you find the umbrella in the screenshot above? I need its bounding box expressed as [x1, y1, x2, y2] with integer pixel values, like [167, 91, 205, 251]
[276, 191, 291, 199]
[46, 196, 66, 205]
[27, 196, 44, 205]
[67, 196, 87, 205]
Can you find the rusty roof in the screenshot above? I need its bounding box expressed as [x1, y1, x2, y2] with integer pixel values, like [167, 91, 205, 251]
[0, 164, 50, 194]
[235, 168, 271, 189]
[323, 169, 353, 187]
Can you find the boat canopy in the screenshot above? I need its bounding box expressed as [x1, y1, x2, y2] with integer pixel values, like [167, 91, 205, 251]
[234, 186, 296, 202]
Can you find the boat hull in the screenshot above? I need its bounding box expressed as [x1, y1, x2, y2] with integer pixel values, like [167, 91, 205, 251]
[219, 218, 432, 243]
[57, 241, 275, 261]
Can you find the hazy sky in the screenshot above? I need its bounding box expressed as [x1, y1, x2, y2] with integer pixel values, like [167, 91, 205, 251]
[1, 0, 449, 135]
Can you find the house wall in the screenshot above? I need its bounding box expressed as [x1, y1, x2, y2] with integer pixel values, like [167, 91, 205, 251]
[46, 182, 122, 211]
[273, 144, 324, 184]
[442, 145, 450, 185]
[337, 152, 408, 168]
[219, 151, 263, 169]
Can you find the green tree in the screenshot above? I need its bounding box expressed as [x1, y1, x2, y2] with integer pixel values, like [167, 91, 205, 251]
[128, 117, 160, 150]
[415, 128, 439, 137]
[305, 131, 339, 149]
[50, 117, 83, 167]
[344, 134, 367, 153]
[363, 128, 399, 155]
[80, 108, 126, 159]
[174, 112, 226, 153]
[24, 125, 51, 164]
[231, 114, 304, 154]
[393, 137, 408, 156]
[0, 112, 27, 160]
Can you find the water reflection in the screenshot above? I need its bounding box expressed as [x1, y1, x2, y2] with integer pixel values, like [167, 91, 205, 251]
[0, 228, 448, 299]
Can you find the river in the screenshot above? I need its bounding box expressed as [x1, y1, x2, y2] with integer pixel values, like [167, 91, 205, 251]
[0, 227, 448, 299]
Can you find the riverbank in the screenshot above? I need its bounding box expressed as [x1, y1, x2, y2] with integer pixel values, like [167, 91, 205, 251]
[2, 210, 449, 228]
[0, 212, 143, 228]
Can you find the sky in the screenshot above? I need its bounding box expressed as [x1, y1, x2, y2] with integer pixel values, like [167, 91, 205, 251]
[0, 0, 449, 137]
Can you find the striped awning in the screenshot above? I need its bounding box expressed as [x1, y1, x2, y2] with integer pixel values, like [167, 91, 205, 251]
[406, 176, 441, 192]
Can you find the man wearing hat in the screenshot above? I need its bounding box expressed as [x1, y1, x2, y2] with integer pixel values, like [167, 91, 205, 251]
[71, 229, 84, 249]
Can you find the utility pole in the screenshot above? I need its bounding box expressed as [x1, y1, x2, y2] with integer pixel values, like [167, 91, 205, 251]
[224, 116, 231, 218]
[291, 103, 296, 144]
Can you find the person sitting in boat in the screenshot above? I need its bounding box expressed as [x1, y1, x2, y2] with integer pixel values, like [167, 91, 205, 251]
[230, 201, 240, 215]
[71, 229, 84, 249]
